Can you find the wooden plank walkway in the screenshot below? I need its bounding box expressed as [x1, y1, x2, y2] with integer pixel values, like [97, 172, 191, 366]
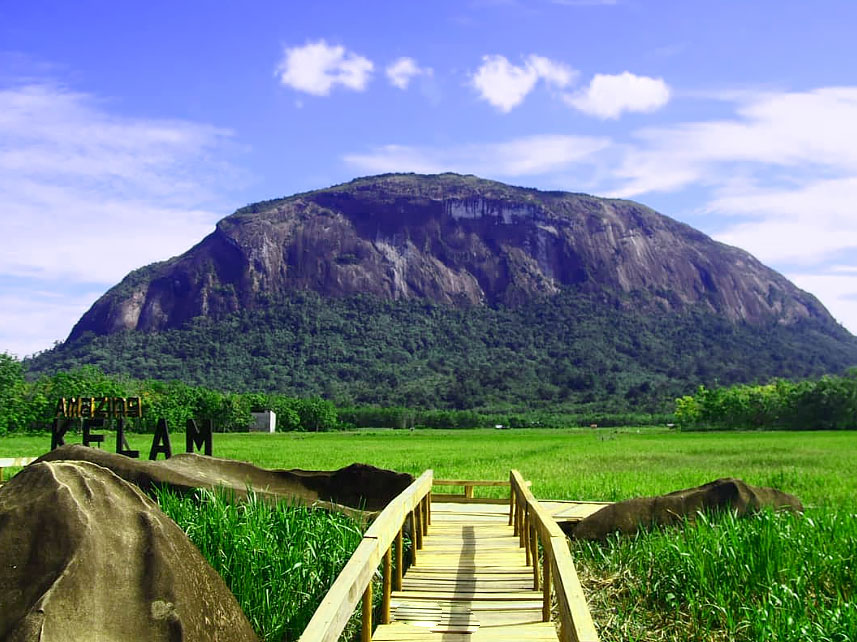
[373, 501, 559, 642]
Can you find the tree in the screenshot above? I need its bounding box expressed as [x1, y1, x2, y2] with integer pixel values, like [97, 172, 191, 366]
[0, 353, 33, 434]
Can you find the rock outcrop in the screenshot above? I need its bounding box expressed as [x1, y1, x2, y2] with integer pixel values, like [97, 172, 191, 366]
[36, 444, 413, 514]
[569, 477, 803, 540]
[68, 173, 833, 339]
[0, 460, 259, 642]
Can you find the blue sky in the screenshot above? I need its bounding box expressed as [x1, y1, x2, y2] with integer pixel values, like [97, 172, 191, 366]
[2, 0, 857, 356]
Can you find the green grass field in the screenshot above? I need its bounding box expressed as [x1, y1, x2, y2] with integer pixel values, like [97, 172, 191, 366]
[2, 428, 855, 641]
[3, 428, 855, 507]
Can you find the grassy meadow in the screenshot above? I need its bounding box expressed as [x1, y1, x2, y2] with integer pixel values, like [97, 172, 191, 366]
[4, 427, 855, 506]
[2, 427, 855, 641]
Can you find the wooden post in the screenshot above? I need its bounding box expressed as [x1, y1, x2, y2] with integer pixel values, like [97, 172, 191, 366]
[542, 543, 552, 622]
[415, 505, 424, 550]
[530, 523, 540, 590]
[518, 500, 526, 549]
[421, 497, 428, 537]
[464, 484, 474, 499]
[395, 527, 404, 591]
[524, 506, 531, 565]
[362, 582, 373, 642]
[382, 547, 392, 624]
[410, 510, 419, 565]
[427, 490, 432, 526]
[508, 480, 515, 526]
[523, 504, 533, 566]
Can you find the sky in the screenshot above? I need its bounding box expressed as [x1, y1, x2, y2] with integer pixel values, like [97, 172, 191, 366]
[2, 0, 857, 357]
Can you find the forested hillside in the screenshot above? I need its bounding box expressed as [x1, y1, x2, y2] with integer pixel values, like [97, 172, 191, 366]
[28, 289, 857, 411]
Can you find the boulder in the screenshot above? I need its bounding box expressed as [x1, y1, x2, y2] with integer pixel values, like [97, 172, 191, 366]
[0, 460, 258, 642]
[36, 445, 413, 516]
[570, 477, 803, 540]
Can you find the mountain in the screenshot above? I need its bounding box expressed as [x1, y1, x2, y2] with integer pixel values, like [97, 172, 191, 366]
[29, 173, 857, 411]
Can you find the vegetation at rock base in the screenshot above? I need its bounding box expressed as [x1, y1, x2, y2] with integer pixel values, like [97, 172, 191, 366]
[154, 486, 369, 642]
[572, 509, 857, 642]
[675, 371, 857, 430]
[7, 347, 857, 436]
[25, 290, 857, 412]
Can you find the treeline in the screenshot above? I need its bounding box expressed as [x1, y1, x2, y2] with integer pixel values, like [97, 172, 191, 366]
[674, 370, 857, 430]
[338, 406, 672, 430]
[0, 354, 338, 435]
[1, 353, 672, 435]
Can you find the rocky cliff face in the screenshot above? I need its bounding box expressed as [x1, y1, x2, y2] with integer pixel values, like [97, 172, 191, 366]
[69, 173, 832, 339]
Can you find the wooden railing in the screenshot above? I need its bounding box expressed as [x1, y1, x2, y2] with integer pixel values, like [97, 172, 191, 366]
[299, 469, 433, 642]
[510, 469, 600, 642]
[432, 478, 510, 503]
[0, 457, 37, 483]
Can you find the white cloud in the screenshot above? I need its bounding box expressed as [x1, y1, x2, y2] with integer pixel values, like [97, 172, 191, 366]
[709, 177, 857, 264]
[276, 40, 373, 96]
[0, 288, 104, 358]
[565, 71, 670, 119]
[343, 134, 608, 177]
[386, 57, 432, 90]
[471, 54, 576, 112]
[0, 83, 238, 354]
[612, 87, 857, 197]
[787, 272, 857, 334]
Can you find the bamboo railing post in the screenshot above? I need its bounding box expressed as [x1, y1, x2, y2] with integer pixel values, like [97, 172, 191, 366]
[381, 547, 392, 624]
[524, 506, 532, 566]
[410, 510, 418, 565]
[415, 504, 424, 550]
[508, 477, 515, 526]
[361, 583, 372, 642]
[531, 523, 540, 591]
[542, 541, 552, 622]
[395, 527, 403, 591]
[512, 495, 519, 535]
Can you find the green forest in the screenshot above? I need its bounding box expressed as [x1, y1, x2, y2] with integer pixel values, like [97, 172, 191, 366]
[25, 290, 857, 413]
[676, 371, 857, 430]
[4, 347, 857, 435]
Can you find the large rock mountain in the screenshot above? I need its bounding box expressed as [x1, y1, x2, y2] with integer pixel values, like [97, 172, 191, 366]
[70, 173, 829, 339]
[34, 173, 856, 411]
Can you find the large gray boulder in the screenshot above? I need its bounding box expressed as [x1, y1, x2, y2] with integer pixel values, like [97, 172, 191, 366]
[36, 444, 414, 516]
[570, 477, 803, 540]
[0, 460, 259, 641]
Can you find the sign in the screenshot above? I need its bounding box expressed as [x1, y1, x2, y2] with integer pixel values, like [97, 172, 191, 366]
[55, 397, 143, 419]
[51, 397, 213, 461]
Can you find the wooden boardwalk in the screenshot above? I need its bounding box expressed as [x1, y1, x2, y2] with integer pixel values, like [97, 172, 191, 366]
[374, 501, 558, 641]
[299, 471, 598, 642]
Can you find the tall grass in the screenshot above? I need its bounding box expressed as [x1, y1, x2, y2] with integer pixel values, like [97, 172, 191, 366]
[571, 508, 857, 642]
[154, 486, 365, 642]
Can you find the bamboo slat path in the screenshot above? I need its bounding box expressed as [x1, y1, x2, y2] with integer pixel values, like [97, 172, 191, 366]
[299, 471, 599, 642]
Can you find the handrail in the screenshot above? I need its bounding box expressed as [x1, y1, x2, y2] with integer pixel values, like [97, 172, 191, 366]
[433, 477, 510, 501]
[299, 469, 433, 642]
[510, 469, 599, 642]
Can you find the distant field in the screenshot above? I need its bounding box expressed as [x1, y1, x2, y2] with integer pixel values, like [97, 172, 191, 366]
[3, 427, 855, 507]
[4, 428, 855, 641]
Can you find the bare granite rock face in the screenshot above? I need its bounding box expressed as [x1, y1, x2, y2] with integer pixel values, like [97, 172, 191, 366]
[569, 477, 804, 541]
[0, 460, 259, 642]
[68, 173, 832, 338]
